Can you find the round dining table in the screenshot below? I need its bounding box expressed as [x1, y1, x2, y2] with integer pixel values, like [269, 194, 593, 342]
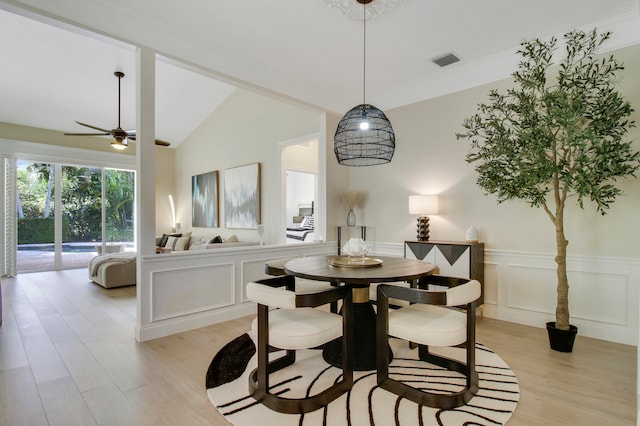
[284, 255, 434, 371]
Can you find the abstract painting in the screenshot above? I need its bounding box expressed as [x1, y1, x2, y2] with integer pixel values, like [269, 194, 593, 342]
[224, 163, 261, 229]
[192, 170, 219, 227]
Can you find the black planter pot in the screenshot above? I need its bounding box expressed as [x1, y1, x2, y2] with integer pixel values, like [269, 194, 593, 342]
[546, 322, 578, 352]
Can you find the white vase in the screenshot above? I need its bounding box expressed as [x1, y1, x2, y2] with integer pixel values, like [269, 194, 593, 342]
[466, 225, 479, 242]
[347, 208, 356, 226]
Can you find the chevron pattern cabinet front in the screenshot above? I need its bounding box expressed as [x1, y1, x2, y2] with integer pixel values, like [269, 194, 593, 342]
[405, 240, 485, 305]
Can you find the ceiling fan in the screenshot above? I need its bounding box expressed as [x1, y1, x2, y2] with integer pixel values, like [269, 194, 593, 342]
[64, 71, 170, 150]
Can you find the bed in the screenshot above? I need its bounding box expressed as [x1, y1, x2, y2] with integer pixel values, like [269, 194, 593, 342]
[287, 204, 315, 243]
[88, 252, 137, 288]
[286, 227, 315, 242]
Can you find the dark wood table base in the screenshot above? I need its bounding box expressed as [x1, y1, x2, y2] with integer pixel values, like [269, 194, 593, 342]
[283, 256, 434, 372]
[322, 290, 392, 371]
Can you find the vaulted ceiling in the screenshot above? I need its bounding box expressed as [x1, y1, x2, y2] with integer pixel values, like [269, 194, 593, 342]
[1, 0, 639, 148]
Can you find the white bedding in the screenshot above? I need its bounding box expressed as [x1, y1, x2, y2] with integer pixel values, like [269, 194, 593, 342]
[286, 227, 315, 243]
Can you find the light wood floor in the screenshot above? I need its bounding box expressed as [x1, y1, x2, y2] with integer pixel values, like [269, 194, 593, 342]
[0, 269, 636, 425]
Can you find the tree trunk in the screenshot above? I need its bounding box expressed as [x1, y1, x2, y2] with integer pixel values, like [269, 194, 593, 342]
[554, 215, 570, 331]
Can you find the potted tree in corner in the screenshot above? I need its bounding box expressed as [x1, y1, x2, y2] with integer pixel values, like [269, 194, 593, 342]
[457, 29, 639, 352]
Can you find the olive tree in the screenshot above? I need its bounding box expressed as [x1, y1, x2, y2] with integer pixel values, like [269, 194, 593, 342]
[457, 29, 639, 331]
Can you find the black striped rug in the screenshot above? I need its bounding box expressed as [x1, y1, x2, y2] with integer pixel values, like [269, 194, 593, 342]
[206, 333, 519, 425]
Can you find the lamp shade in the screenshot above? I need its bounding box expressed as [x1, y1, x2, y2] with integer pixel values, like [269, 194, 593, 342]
[408, 195, 438, 215]
[334, 104, 395, 166]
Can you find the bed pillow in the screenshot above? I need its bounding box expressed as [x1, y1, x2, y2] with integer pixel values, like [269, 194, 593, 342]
[165, 236, 178, 250]
[300, 216, 314, 229]
[208, 236, 223, 244]
[159, 233, 181, 247]
[173, 236, 191, 251]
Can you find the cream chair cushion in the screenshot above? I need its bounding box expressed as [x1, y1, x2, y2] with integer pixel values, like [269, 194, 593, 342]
[389, 304, 467, 347]
[247, 282, 296, 308]
[247, 281, 343, 350]
[250, 308, 343, 350]
[446, 280, 481, 306]
[386, 280, 481, 347]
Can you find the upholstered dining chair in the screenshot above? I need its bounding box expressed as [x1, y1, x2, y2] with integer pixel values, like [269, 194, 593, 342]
[246, 275, 353, 414]
[375, 279, 481, 409]
[264, 257, 338, 312]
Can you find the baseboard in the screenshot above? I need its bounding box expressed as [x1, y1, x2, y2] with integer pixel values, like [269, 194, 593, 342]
[136, 303, 255, 342]
[482, 304, 637, 346]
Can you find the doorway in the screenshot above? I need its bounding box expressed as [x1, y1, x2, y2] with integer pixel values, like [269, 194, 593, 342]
[281, 137, 319, 244]
[285, 170, 317, 243]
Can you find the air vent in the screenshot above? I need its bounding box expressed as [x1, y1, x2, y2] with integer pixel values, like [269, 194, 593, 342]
[431, 52, 461, 67]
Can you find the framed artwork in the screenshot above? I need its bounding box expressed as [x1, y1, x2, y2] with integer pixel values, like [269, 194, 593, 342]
[192, 170, 219, 227]
[224, 163, 261, 229]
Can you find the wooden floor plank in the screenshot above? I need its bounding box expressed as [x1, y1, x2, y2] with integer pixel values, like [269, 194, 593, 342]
[54, 338, 113, 393]
[0, 366, 49, 425]
[82, 383, 144, 426]
[0, 307, 29, 371]
[84, 338, 152, 393]
[37, 376, 98, 426]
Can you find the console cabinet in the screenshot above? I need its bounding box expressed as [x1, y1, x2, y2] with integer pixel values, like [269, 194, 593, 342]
[404, 240, 484, 305]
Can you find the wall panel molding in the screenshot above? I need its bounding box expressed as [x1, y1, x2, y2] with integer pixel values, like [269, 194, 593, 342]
[486, 250, 639, 345]
[370, 242, 639, 345]
[150, 263, 235, 321]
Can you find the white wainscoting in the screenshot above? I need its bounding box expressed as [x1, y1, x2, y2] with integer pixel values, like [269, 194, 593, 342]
[136, 240, 639, 346]
[486, 250, 639, 345]
[136, 242, 334, 342]
[151, 263, 236, 321]
[372, 242, 640, 346]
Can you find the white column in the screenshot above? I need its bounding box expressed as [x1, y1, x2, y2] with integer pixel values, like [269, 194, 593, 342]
[2, 156, 16, 276]
[135, 47, 156, 341]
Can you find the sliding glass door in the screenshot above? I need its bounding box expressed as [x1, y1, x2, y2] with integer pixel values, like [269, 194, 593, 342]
[16, 161, 56, 272]
[103, 168, 135, 253]
[15, 160, 135, 274]
[60, 165, 102, 270]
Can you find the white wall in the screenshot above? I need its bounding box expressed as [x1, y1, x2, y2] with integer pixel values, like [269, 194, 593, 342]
[351, 43, 640, 257]
[154, 147, 175, 235]
[173, 89, 321, 245]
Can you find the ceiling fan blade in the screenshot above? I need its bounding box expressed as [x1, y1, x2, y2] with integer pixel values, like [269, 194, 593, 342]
[75, 121, 112, 133]
[126, 133, 170, 147]
[64, 132, 110, 136]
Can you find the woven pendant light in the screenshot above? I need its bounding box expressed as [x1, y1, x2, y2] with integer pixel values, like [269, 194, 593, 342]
[334, 0, 395, 166]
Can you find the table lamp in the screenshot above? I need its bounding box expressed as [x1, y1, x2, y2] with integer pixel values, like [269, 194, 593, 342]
[408, 195, 438, 241]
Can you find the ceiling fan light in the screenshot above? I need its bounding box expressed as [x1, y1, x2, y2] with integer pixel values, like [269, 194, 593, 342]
[111, 137, 128, 150]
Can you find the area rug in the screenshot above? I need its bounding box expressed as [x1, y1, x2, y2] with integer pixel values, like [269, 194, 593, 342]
[206, 333, 519, 425]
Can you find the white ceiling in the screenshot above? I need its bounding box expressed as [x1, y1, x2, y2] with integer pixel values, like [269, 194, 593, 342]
[1, 0, 639, 148]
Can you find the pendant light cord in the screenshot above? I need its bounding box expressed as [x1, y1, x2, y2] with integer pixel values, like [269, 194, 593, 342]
[362, 1, 366, 106]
